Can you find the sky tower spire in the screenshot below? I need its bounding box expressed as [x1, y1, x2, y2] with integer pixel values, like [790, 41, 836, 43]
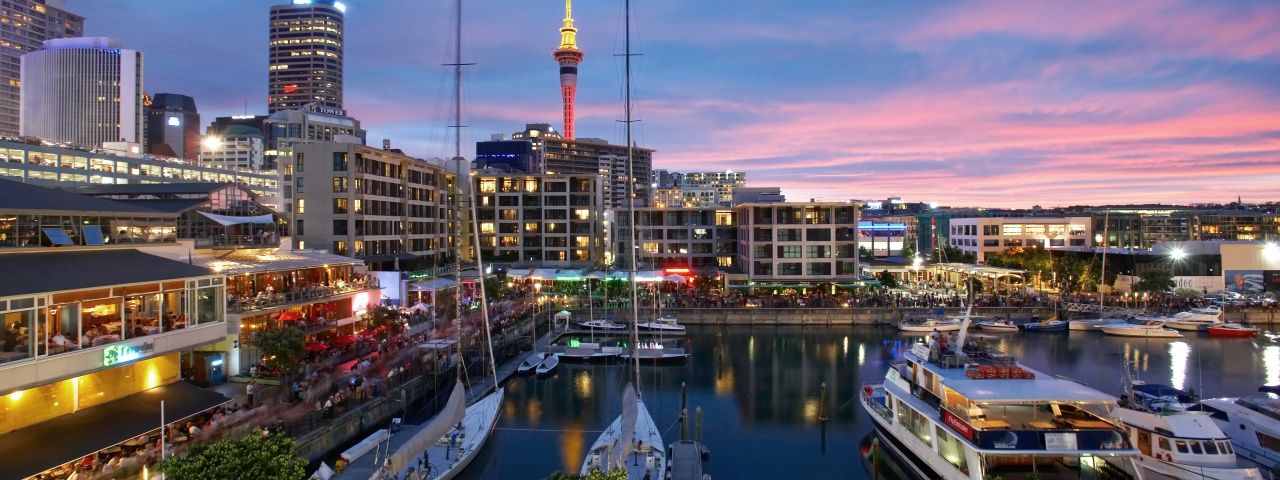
[553, 0, 584, 140]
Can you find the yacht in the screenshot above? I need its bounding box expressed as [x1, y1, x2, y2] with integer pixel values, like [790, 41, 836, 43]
[972, 318, 1018, 333]
[860, 337, 1141, 479]
[898, 318, 962, 333]
[1022, 317, 1067, 332]
[1166, 308, 1225, 331]
[579, 318, 628, 331]
[1194, 388, 1280, 472]
[637, 315, 686, 333]
[558, 342, 622, 363]
[1113, 373, 1263, 479]
[1069, 316, 1132, 331]
[1208, 323, 1260, 337]
[1101, 319, 1183, 338]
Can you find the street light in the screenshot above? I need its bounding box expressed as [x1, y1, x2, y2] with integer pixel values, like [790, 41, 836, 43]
[1169, 247, 1187, 261]
[201, 135, 222, 152]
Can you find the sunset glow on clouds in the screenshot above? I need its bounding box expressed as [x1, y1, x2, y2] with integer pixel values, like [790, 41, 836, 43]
[83, 0, 1280, 207]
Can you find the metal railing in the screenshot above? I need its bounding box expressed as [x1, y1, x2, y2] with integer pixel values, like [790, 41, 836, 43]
[227, 278, 380, 313]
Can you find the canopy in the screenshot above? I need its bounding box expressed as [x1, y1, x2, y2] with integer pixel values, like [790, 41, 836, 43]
[384, 381, 466, 476]
[0, 381, 227, 480]
[584, 271, 606, 280]
[332, 335, 357, 347]
[530, 269, 558, 280]
[410, 277, 457, 292]
[663, 274, 688, 283]
[196, 210, 276, 226]
[306, 341, 328, 352]
[506, 268, 532, 278]
[278, 311, 302, 321]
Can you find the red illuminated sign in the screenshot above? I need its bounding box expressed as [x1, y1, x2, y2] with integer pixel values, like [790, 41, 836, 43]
[283, 84, 299, 94]
[942, 410, 975, 440]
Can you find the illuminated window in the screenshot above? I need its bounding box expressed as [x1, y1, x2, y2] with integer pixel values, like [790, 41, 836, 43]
[1001, 224, 1023, 236]
[480, 222, 494, 234]
[575, 209, 590, 220]
[296, 199, 305, 214]
[479, 179, 496, 193]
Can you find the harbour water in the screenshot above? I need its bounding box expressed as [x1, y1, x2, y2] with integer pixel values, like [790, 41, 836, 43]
[457, 325, 1280, 479]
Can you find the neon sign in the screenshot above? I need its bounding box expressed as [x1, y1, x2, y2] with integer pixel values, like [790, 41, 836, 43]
[103, 341, 156, 366]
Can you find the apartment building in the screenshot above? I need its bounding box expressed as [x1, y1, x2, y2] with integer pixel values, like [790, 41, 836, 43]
[473, 172, 605, 268]
[948, 217, 1091, 262]
[734, 202, 861, 281]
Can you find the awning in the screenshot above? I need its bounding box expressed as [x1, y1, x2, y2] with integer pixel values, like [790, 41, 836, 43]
[410, 277, 457, 292]
[584, 271, 606, 280]
[506, 269, 532, 278]
[0, 381, 228, 480]
[555, 269, 585, 281]
[530, 269, 558, 280]
[196, 210, 276, 226]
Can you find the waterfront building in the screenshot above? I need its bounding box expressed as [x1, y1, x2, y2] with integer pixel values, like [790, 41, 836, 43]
[73, 182, 288, 248]
[144, 93, 200, 161]
[473, 172, 606, 268]
[860, 215, 918, 258]
[948, 216, 1091, 263]
[0, 181, 229, 479]
[0, 137, 281, 210]
[734, 202, 862, 282]
[628, 207, 737, 273]
[290, 142, 456, 269]
[730, 186, 784, 205]
[653, 186, 718, 209]
[268, 0, 344, 113]
[653, 169, 745, 206]
[199, 124, 267, 172]
[20, 37, 143, 147]
[0, 0, 83, 136]
[504, 124, 654, 208]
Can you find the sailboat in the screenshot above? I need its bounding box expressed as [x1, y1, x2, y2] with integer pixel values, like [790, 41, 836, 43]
[364, 2, 504, 478]
[580, 0, 668, 476]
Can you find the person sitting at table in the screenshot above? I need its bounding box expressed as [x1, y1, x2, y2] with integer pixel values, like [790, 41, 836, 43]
[50, 332, 70, 350]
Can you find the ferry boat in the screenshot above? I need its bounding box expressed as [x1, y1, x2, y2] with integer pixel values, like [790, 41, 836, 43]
[860, 337, 1141, 479]
[898, 318, 962, 333]
[1194, 387, 1280, 472]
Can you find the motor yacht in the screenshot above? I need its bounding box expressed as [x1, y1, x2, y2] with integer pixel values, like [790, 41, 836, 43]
[1208, 323, 1260, 337]
[1194, 388, 1280, 472]
[898, 318, 962, 333]
[579, 319, 628, 331]
[1022, 317, 1067, 332]
[972, 318, 1018, 333]
[1069, 316, 1132, 331]
[637, 315, 686, 333]
[1166, 309, 1225, 331]
[1101, 319, 1183, 338]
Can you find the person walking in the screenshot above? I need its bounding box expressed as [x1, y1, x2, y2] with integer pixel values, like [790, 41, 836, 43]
[245, 380, 256, 407]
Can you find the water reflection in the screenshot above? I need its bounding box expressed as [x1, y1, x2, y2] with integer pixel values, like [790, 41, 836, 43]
[1169, 341, 1190, 391]
[458, 326, 1280, 480]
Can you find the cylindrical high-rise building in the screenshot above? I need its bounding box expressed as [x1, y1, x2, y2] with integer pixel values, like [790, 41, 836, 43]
[552, 0, 584, 140]
[268, 0, 345, 114]
[19, 37, 143, 148]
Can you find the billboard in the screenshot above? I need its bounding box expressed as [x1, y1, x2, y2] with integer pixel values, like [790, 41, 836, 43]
[1226, 270, 1280, 293]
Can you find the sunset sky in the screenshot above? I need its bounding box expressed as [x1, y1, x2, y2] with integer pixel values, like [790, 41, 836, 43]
[77, 0, 1280, 207]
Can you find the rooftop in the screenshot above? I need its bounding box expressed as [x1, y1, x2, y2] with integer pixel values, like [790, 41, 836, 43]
[0, 249, 214, 297]
[190, 248, 361, 276]
[0, 179, 173, 216]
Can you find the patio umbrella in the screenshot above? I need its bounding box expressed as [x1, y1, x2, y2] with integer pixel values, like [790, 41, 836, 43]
[662, 274, 689, 283]
[278, 311, 302, 322]
[333, 334, 357, 347]
[305, 341, 327, 352]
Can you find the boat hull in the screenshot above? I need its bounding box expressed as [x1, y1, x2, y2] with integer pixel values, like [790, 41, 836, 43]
[557, 352, 620, 363]
[1022, 321, 1067, 332]
[1207, 326, 1259, 337]
[1166, 320, 1218, 331]
[1101, 326, 1182, 337]
[637, 324, 686, 333]
[434, 388, 504, 480]
[973, 323, 1018, 333]
[898, 323, 961, 333]
[579, 322, 628, 331]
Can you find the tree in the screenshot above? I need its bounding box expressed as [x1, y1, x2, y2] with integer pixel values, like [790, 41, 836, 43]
[1133, 268, 1175, 294]
[253, 326, 305, 377]
[876, 270, 900, 289]
[159, 433, 307, 480]
[900, 244, 916, 260]
[362, 304, 405, 343]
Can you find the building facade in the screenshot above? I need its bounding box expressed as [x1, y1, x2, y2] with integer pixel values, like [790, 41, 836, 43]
[734, 202, 862, 281]
[653, 169, 745, 206]
[199, 125, 267, 172]
[653, 186, 718, 209]
[629, 207, 737, 273]
[473, 172, 605, 268]
[268, 0, 345, 113]
[291, 142, 455, 266]
[730, 186, 784, 205]
[949, 217, 1092, 263]
[144, 93, 199, 161]
[0, 138, 280, 207]
[505, 124, 654, 208]
[20, 37, 143, 147]
[0, 0, 83, 136]
[860, 216, 918, 258]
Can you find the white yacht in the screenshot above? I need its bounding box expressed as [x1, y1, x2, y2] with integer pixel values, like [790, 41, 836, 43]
[1069, 317, 1132, 331]
[972, 318, 1019, 333]
[860, 339, 1141, 479]
[1195, 389, 1280, 473]
[898, 317, 962, 333]
[1113, 408, 1262, 479]
[637, 315, 686, 333]
[579, 319, 628, 330]
[1166, 308, 1225, 331]
[580, 384, 667, 479]
[1101, 319, 1183, 338]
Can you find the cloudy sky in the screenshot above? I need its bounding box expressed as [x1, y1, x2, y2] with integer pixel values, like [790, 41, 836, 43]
[76, 0, 1280, 207]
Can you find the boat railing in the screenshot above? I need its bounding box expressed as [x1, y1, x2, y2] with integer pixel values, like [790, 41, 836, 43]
[861, 384, 893, 422]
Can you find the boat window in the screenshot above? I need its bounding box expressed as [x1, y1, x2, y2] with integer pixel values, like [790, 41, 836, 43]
[1189, 441, 1203, 454]
[1257, 433, 1280, 451]
[1219, 441, 1233, 454]
[1204, 440, 1219, 454]
[1175, 440, 1189, 453]
[935, 426, 969, 474]
[1157, 436, 1171, 451]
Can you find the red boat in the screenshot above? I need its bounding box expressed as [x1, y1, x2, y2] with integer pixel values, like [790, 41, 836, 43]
[1207, 323, 1259, 337]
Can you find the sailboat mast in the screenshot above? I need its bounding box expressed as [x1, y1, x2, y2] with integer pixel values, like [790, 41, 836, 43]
[624, 0, 641, 392]
[448, 0, 465, 381]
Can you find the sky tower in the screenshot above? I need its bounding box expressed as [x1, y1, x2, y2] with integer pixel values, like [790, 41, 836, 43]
[553, 0, 584, 140]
